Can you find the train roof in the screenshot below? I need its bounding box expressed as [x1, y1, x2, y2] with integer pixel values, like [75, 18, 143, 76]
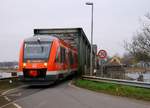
[24, 35, 58, 42]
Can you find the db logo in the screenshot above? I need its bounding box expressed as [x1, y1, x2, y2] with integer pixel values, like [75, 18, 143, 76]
[32, 64, 37, 68]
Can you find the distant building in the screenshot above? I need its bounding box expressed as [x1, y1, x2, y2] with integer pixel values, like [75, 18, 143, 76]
[103, 56, 125, 79]
[0, 61, 18, 68]
[108, 56, 122, 65]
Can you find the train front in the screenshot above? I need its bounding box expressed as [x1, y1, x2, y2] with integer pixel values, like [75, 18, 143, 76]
[18, 36, 56, 85]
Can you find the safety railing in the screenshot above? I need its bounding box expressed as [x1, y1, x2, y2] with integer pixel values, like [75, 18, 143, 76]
[82, 75, 150, 89]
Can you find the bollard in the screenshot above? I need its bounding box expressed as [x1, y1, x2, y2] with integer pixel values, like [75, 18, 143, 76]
[9, 80, 12, 84]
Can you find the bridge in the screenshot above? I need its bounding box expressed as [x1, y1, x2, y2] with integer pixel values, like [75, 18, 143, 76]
[0, 28, 150, 108]
[34, 28, 96, 75]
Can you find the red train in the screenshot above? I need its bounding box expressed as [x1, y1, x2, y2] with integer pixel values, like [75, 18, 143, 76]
[18, 35, 78, 85]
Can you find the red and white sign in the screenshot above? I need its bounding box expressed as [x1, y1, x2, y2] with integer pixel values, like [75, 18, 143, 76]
[98, 50, 107, 59]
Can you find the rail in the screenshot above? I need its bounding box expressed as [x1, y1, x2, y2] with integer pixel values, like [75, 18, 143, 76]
[82, 75, 150, 89]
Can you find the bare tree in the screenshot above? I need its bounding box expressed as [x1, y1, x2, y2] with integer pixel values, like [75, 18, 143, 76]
[121, 52, 134, 65]
[124, 13, 150, 62]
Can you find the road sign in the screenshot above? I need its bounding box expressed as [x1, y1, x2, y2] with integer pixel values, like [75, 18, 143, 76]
[98, 50, 107, 59]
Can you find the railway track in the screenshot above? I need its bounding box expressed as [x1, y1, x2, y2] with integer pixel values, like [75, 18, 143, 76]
[82, 75, 150, 89]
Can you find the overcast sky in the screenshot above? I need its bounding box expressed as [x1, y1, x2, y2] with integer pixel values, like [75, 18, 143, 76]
[0, 0, 150, 61]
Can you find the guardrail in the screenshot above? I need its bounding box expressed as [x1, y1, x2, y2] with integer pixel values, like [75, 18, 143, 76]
[82, 75, 150, 89]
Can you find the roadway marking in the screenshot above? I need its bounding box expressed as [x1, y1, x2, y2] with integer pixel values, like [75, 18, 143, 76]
[0, 90, 6, 94]
[1, 81, 77, 108]
[0, 85, 26, 108]
[4, 96, 11, 102]
[1, 85, 27, 96]
[0, 85, 44, 108]
[13, 103, 22, 108]
[9, 93, 22, 97]
[3, 95, 22, 108]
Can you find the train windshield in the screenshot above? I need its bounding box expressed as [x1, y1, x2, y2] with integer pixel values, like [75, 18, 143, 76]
[24, 42, 51, 60]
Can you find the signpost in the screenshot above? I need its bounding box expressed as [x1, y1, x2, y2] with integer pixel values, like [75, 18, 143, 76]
[98, 50, 107, 77]
[98, 50, 107, 59]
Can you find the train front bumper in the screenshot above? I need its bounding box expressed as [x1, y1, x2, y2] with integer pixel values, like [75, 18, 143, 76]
[17, 71, 59, 85]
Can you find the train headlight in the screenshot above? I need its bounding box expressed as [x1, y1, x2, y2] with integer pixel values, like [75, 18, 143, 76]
[23, 63, 26, 67]
[44, 63, 47, 66]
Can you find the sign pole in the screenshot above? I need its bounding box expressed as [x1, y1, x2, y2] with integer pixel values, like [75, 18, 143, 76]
[101, 60, 103, 77]
[98, 49, 107, 77]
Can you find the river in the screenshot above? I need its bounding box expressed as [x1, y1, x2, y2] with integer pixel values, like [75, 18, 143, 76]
[126, 72, 150, 82]
[0, 72, 12, 79]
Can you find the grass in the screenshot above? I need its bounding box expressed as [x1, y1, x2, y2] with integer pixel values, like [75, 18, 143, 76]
[74, 79, 150, 101]
[0, 78, 22, 93]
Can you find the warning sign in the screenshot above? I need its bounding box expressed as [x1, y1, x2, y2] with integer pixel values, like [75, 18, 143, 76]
[98, 50, 107, 59]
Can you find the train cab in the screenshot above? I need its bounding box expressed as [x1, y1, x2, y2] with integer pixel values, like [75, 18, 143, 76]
[18, 35, 78, 85]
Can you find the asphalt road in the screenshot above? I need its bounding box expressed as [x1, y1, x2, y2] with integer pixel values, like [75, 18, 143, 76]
[3, 80, 150, 108]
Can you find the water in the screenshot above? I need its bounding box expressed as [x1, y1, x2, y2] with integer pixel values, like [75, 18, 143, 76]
[126, 72, 150, 82]
[0, 72, 12, 79]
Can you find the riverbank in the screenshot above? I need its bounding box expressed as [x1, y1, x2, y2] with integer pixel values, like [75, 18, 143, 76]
[74, 79, 150, 101]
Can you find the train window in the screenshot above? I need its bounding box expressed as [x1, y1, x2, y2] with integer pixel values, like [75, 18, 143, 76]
[55, 47, 60, 63]
[24, 42, 51, 61]
[60, 47, 66, 63]
[69, 51, 74, 65]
